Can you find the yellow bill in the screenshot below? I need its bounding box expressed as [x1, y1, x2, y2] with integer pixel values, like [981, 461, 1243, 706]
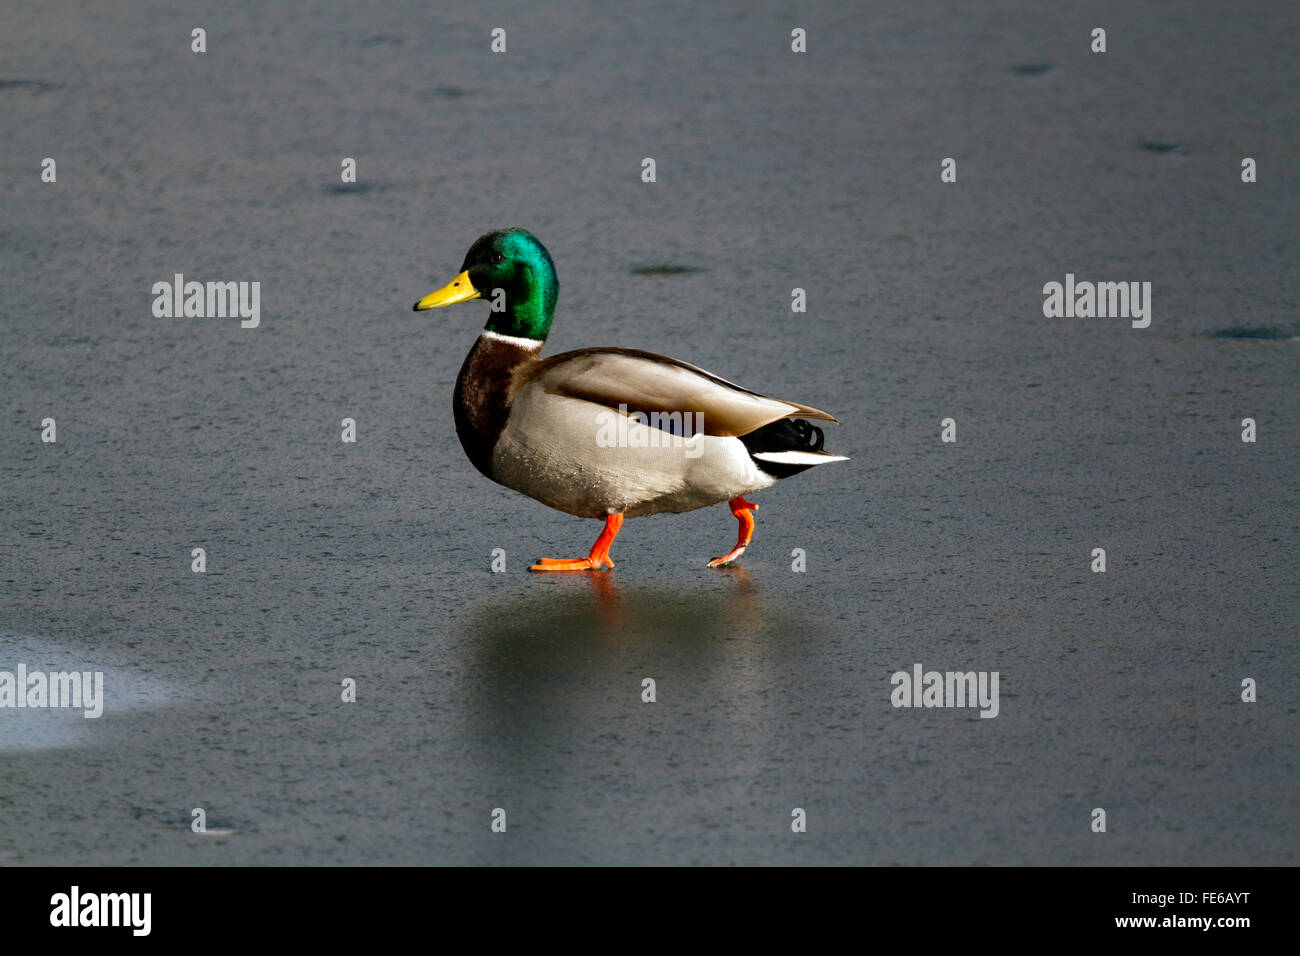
[413, 270, 481, 310]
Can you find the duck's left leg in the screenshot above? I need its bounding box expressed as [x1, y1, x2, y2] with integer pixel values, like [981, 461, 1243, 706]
[530, 512, 624, 572]
[708, 497, 758, 568]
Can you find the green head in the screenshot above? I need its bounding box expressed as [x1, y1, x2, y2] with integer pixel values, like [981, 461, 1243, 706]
[413, 228, 558, 341]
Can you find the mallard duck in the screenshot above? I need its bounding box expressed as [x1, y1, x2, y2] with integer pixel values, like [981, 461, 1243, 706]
[413, 228, 847, 571]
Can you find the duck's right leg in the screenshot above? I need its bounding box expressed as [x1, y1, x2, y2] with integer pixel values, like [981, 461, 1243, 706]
[707, 497, 758, 568]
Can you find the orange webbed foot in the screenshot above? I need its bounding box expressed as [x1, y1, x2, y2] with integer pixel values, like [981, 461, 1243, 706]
[528, 513, 623, 573]
[529, 555, 614, 572]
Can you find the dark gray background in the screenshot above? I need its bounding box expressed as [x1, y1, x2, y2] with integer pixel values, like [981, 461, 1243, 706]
[1, 0, 1296, 864]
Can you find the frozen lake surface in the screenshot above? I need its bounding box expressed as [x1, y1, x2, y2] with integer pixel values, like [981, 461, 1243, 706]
[1, 0, 1296, 863]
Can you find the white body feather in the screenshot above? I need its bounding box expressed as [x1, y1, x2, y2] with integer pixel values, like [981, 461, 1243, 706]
[493, 389, 780, 518]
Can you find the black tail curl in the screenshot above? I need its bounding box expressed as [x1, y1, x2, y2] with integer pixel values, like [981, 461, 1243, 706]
[740, 418, 827, 478]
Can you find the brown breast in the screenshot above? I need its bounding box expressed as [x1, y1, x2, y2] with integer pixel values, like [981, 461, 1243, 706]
[452, 334, 543, 479]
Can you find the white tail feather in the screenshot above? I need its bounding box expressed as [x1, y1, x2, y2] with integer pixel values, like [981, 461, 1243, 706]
[751, 450, 849, 466]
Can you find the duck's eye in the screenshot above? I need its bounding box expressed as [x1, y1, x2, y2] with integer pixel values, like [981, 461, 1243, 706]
[490, 252, 505, 265]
